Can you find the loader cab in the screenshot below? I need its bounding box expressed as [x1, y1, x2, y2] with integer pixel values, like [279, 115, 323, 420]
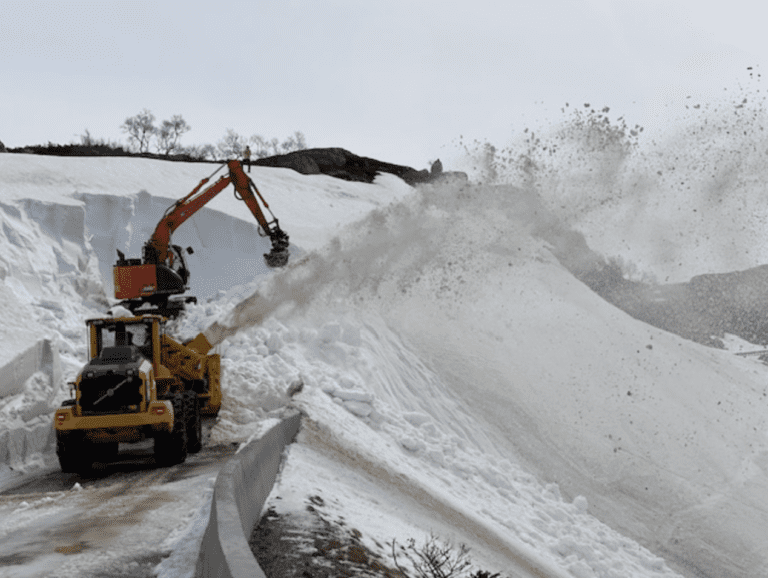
[88, 315, 163, 368]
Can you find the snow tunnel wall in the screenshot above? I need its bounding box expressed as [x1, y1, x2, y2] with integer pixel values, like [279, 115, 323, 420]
[77, 191, 279, 303]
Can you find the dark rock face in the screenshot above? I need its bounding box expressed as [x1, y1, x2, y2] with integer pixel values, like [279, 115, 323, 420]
[0, 140, 5, 152]
[578, 263, 768, 348]
[540, 217, 768, 348]
[253, 147, 449, 186]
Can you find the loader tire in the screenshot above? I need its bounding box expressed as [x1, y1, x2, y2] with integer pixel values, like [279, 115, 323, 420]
[154, 394, 188, 466]
[92, 441, 119, 465]
[183, 391, 202, 454]
[56, 431, 93, 475]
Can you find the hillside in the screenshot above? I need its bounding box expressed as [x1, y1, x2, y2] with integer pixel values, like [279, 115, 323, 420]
[1, 151, 768, 577]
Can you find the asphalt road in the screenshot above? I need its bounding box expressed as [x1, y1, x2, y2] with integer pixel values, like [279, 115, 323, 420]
[0, 429, 237, 578]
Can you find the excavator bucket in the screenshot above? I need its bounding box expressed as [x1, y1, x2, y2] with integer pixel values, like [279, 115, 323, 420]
[264, 248, 290, 268]
[263, 226, 290, 268]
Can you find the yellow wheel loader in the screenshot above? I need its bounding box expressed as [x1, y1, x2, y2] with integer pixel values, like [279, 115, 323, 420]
[53, 314, 221, 473]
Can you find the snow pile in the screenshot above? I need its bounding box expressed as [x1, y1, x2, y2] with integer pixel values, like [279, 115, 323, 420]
[208, 311, 680, 576]
[194, 170, 768, 576]
[0, 190, 105, 482]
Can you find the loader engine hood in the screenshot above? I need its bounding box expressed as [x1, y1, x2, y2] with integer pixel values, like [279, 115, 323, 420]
[79, 345, 149, 415]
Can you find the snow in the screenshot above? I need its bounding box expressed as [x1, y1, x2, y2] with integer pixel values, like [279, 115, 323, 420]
[1, 141, 768, 578]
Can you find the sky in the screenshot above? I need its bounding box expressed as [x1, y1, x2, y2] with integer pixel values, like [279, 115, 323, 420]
[2, 0, 768, 168]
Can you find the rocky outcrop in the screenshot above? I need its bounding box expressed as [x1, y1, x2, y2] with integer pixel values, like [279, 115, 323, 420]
[0, 140, 6, 152]
[253, 147, 446, 186]
[577, 262, 768, 348]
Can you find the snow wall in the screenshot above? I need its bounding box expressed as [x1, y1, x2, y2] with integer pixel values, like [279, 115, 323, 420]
[77, 191, 280, 303]
[0, 161, 289, 482]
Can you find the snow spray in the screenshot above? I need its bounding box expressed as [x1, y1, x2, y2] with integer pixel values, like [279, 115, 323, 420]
[202, 176, 579, 346]
[205, 69, 768, 344]
[457, 72, 768, 283]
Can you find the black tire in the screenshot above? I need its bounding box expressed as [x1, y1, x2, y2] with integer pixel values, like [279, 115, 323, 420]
[56, 431, 93, 474]
[92, 442, 119, 465]
[184, 391, 202, 454]
[154, 394, 188, 466]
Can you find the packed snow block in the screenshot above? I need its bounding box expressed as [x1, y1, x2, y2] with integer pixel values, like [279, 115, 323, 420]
[0, 338, 61, 399]
[196, 413, 301, 578]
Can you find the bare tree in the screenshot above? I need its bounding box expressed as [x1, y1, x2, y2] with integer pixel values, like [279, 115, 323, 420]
[392, 534, 473, 578]
[180, 143, 216, 161]
[121, 109, 156, 153]
[216, 128, 248, 159]
[80, 128, 94, 146]
[280, 130, 307, 153]
[249, 134, 272, 159]
[156, 114, 190, 155]
[249, 131, 307, 158]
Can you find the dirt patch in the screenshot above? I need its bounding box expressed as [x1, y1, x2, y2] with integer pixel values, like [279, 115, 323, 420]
[249, 497, 405, 578]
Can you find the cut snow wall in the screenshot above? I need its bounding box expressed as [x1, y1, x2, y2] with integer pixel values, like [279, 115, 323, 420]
[76, 191, 280, 302]
[196, 413, 301, 578]
[0, 338, 60, 399]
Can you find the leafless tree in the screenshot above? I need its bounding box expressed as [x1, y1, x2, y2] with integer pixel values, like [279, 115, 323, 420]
[250, 131, 307, 158]
[121, 109, 156, 153]
[280, 130, 307, 153]
[391, 534, 473, 578]
[179, 143, 216, 161]
[156, 114, 190, 155]
[249, 134, 273, 159]
[217, 128, 248, 159]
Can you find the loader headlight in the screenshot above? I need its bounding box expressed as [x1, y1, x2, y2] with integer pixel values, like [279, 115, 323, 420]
[126, 369, 136, 377]
[85, 371, 94, 379]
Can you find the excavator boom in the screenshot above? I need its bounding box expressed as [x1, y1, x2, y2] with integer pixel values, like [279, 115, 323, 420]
[113, 160, 289, 316]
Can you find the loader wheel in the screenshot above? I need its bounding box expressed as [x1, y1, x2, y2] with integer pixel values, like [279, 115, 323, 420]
[56, 431, 93, 475]
[154, 394, 188, 466]
[92, 442, 119, 465]
[183, 391, 202, 454]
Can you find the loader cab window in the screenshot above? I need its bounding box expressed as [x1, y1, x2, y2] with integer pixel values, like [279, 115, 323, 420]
[92, 320, 154, 360]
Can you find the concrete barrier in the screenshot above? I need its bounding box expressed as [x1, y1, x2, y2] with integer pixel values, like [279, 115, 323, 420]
[196, 412, 302, 578]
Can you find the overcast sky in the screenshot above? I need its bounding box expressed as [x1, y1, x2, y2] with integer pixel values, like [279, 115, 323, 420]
[2, 0, 767, 168]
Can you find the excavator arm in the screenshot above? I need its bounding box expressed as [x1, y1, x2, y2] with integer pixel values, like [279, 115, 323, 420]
[145, 159, 288, 268]
[114, 160, 289, 315]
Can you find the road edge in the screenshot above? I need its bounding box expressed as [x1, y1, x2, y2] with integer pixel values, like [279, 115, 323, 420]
[195, 412, 302, 578]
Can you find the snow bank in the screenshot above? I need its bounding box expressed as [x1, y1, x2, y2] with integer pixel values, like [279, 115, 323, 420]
[0, 190, 105, 484]
[0, 154, 412, 484]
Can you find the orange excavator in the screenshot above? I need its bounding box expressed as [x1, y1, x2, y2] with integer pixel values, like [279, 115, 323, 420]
[113, 159, 289, 317]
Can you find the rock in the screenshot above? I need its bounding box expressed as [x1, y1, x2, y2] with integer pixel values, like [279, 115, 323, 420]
[0, 140, 5, 152]
[253, 147, 438, 186]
